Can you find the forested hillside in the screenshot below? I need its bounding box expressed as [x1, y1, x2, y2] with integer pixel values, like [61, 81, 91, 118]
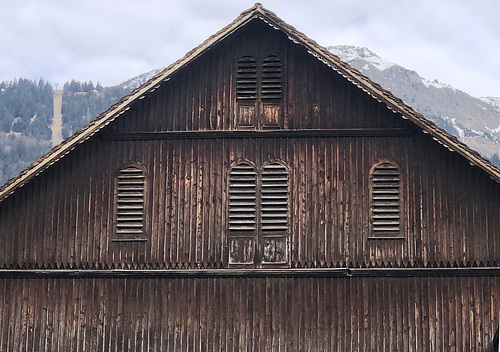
[61, 80, 128, 138]
[0, 79, 53, 183]
[60, 68, 161, 138]
[0, 78, 132, 185]
[0, 78, 53, 140]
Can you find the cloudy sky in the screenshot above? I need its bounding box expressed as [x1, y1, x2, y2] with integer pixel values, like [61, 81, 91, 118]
[1, 0, 499, 98]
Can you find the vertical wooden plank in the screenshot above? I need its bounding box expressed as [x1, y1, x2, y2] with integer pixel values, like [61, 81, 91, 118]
[189, 143, 197, 266]
[216, 139, 225, 265]
[310, 139, 319, 265]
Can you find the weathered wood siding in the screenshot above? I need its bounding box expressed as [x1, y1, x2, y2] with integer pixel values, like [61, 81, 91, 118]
[0, 14, 499, 352]
[0, 19, 498, 268]
[0, 276, 498, 351]
[108, 20, 412, 133]
[0, 133, 499, 267]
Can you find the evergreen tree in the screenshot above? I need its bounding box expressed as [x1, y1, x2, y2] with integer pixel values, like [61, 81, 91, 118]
[0, 78, 54, 184]
[61, 80, 128, 138]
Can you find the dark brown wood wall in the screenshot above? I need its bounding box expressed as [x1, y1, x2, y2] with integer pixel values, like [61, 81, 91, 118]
[0, 132, 498, 267]
[0, 275, 498, 351]
[108, 20, 411, 133]
[0, 19, 498, 268]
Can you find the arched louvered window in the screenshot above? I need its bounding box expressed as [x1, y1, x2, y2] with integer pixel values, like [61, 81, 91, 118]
[236, 54, 283, 129]
[236, 56, 257, 101]
[228, 162, 257, 265]
[370, 161, 401, 237]
[114, 165, 146, 239]
[228, 161, 289, 266]
[261, 55, 282, 100]
[261, 162, 289, 265]
[261, 163, 288, 231]
[228, 163, 257, 231]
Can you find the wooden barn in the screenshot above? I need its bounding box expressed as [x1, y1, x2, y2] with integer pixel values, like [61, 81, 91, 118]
[1, 3, 499, 351]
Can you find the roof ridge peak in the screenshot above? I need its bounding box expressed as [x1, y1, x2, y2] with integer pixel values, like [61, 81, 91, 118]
[0, 4, 499, 203]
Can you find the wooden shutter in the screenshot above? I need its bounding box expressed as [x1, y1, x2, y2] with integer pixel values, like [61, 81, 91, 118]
[371, 162, 400, 235]
[236, 56, 257, 101]
[228, 163, 257, 265]
[261, 163, 288, 231]
[261, 55, 282, 100]
[116, 166, 145, 237]
[228, 161, 289, 266]
[261, 162, 288, 264]
[229, 163, 257, 231]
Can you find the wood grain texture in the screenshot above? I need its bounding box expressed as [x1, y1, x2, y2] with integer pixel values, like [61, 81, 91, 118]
[0, 276, 498, 351]
[1, 20, 497, 268]
[0, 16, 499, 352]
[0, 134, 498, 268]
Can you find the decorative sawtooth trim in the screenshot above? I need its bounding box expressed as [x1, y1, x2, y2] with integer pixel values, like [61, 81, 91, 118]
[2, 266, 500, 278]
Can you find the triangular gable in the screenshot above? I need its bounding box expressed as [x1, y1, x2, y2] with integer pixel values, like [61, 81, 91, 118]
[1, 3, 499, 203]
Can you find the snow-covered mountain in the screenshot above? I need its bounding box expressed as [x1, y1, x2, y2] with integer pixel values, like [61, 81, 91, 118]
[328, 45, 500, 160]
[118, 68, 164, 91]
[480, 96, 500, 114]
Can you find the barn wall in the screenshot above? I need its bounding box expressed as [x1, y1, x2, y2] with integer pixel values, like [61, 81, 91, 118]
[0, 19, 498, 269]
[0, 132, 498, 267]
[0, 276, 498, 351]
[108, 20, 412, 133]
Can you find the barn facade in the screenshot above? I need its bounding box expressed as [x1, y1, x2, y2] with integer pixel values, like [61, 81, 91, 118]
[1, 4, 499, 350]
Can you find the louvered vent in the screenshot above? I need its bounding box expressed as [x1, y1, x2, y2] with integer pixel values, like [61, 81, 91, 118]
[237, 56, 257, 100]
[371, 162, 400, 233]
[261, 163, 288, 231]
[116, 166, 145, 236]
[229, 163, 257, 231]
[261, 55, 282, 100]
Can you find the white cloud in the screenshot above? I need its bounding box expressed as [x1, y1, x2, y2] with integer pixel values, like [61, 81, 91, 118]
[0, 0, 499, 97]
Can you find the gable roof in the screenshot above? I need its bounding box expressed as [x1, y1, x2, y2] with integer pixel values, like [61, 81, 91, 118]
[1, 3, 499, 203]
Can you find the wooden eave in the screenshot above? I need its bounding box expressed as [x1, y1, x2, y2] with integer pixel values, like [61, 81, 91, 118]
[0, 3, 499, 203]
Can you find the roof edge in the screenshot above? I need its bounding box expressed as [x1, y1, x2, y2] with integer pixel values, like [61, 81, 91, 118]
[253, 6, 500, 183]
[0, 4, 264, 202]
[0, 3, 499, 203]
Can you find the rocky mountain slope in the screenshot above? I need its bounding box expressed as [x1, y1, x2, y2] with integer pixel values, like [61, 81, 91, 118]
[480, 96, 500, 113]
[328, 45, 500, 159]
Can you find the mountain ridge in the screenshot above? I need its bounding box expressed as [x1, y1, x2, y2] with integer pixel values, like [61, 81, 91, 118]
[328, 45, 500, 159]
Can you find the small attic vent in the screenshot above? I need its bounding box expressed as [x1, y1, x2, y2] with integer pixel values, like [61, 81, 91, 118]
[261, 55, 282, 100]
[371, 162, 400, 234]
[116, 166, 145, 237]
[237, 56, 258, 100]
[261, 163, 288, 231]
[229, 163, 257, 230]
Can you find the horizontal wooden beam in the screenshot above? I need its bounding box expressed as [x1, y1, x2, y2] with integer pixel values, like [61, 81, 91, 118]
[1, 267, 499, 279]
[102, 128, 416, 140]
[110, 238, 148, 242]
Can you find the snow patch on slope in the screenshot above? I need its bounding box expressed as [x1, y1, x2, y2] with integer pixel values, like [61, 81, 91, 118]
[119, 68, 164, 92]
[328, 45, 395, 71]
[480, 96, 500, 112]
[480, 98, 500, 132]
[421, 78, 455, 90]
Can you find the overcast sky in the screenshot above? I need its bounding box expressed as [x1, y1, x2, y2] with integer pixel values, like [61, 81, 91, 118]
[1, 0, 499, 98]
